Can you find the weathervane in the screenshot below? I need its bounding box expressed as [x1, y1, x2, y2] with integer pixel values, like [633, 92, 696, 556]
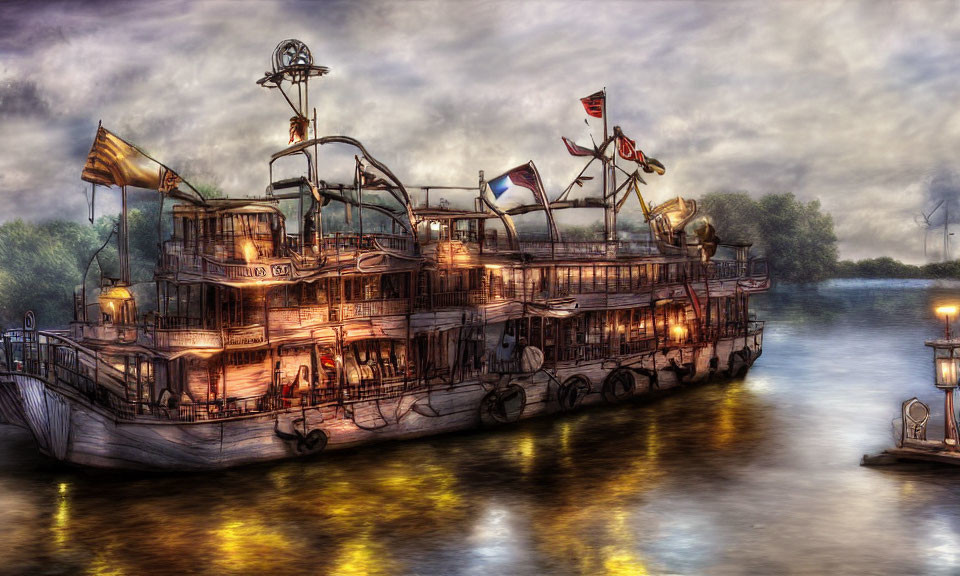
[257, 39, 329, 143]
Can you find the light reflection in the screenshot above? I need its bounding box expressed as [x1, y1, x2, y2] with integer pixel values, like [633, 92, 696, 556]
[331, 536, 394, 576]
[559, 422, 572, 454]
[212, 518, 294, 574]
[88, 551, 125, 576]
[53, 482, 69, 548]
[713, 385, 742, 448]
[467, 505, 526, 573]
[517, 434, 536, 474]
[924, 515, 960, 569]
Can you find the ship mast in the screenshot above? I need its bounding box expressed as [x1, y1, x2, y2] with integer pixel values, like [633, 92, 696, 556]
[594, 88, 619, 244]
[601, 88, 612, 242]
[257, 39, 329, 256]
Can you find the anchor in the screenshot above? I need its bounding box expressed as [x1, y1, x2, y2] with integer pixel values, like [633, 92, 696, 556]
[274, 417, 327, 453]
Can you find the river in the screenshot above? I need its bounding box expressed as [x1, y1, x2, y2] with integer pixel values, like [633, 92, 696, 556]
[2, 279, 960, 575]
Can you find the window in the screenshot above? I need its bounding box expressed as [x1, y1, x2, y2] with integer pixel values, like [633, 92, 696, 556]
[227, 350, 268, 366]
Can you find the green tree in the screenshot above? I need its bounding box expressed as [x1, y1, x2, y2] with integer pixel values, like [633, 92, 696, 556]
[699, 192, 838, 283]
[698, 192, 761, 245]
[0, 219, 99, 328]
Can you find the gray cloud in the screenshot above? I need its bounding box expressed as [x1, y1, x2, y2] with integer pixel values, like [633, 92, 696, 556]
[0, 80, 49, 117]
[1, 0, 960, 262]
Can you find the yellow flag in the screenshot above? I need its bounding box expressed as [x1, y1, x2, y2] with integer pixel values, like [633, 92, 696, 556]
[81, 126, 166, 189]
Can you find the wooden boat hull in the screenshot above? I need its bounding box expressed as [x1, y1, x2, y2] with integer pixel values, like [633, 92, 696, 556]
[0, 335, 761, 470]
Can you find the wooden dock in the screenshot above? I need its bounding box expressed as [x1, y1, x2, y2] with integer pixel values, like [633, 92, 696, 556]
[862, 441, 960, 467]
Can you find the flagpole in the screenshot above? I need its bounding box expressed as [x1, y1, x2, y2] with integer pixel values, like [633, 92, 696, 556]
[602, 87, 609, 242]
[120, 185, 130, 285]
[608, 89, 617, 244]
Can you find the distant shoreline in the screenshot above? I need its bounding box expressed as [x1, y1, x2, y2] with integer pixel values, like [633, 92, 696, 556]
[834, 256, 960, 280]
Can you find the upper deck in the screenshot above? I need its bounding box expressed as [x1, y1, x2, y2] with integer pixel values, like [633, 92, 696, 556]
[156, 197, 766, 286]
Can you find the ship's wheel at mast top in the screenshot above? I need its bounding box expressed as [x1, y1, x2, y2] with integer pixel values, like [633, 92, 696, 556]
[257, 39, 329, 143]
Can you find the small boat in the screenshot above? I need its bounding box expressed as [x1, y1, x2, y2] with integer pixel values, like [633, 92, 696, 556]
[0, 40, 768, 470]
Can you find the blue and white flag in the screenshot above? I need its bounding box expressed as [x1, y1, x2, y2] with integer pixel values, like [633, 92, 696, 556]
[486, 161, 561, 242]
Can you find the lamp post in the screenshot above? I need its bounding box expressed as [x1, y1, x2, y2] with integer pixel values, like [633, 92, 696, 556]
[929, 304, 960, 450]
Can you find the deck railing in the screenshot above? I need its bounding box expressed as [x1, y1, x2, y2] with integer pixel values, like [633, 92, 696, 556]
[1, 329, 132, 415]
[323, 232, 413, 255]
[340, 298, 410, 319]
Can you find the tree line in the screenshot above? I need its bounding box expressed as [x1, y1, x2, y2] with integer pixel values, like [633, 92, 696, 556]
[0, 186, 222, 329]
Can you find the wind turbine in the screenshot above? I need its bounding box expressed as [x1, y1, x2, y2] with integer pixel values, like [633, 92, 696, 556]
[916, 199, 944, 259]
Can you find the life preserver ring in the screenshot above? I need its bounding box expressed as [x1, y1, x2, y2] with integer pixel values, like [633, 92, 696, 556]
[557, 376, 590, 411]
[481, 383, 527, 424]
[602, 369, 635, 403]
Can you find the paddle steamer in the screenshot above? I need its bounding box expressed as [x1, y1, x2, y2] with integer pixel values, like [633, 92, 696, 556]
[0, 40, 768, 469]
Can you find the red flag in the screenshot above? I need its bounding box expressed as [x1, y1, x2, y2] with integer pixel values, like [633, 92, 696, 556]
[561, 136, 595, 157]
[580, 91, 604, 118]
[507, 165, 539, 192]
[617, 134, 646, 164]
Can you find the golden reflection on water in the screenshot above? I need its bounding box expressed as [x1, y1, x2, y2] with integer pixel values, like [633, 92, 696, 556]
[54, 482, 69, 548]
[713, 382, 743, 448]
[331, 535, 395, 576]
[211, 518, 295, 574]
[1, 379, 770, 575]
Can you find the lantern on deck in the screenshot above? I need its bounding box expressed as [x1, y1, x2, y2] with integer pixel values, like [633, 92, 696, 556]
[98, 285, 137, 325]
[936, 356, 960, 389]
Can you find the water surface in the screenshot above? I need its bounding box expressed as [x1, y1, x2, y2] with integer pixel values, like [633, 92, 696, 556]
[3, 279, 960, 575]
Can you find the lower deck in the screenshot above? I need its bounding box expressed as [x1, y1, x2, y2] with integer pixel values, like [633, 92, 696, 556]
[0, 332, 762, 469]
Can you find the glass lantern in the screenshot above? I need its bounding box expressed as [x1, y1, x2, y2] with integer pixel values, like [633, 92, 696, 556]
[935, 356, 960, 389]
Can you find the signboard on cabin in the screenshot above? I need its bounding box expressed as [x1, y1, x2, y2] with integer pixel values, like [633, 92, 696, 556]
[203, 260, 293, 281]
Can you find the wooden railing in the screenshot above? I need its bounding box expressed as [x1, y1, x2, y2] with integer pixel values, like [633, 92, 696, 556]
[617, 338, 657, 355]
[485, 239, 659, 257]
[323, 232, 413, 255]
[340, 299, 410, 319]
[224, 325, 266, 347]
[556, 342, 611, 363]
[153, 328, 222, 350]
[268, 305, 328, 338]
[1, 330, 132, 417]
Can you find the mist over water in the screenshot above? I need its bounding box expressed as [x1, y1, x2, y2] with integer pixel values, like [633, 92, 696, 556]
[2, 280, 960, 575]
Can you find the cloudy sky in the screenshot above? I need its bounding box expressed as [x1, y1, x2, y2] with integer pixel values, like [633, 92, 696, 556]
[2, 0, 960, 262]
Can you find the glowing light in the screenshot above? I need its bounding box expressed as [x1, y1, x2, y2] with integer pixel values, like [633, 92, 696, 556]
[670, 324, 687, 342]
[936, 357, 959, 388]
[937, 305, 959, 317]
[100, 286, 132, 300]
[241, 239, 259, 263]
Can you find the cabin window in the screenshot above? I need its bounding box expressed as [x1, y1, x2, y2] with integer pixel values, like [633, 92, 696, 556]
[581, 266, 595, 293]
[227, 350, 267, 366]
